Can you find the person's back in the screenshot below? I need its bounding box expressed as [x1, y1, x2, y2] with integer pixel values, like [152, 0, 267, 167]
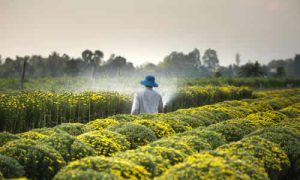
[131, 75, 163, 115]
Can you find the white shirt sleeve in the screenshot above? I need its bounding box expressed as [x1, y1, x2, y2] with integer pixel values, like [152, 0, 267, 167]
[131, 93, 140, 115]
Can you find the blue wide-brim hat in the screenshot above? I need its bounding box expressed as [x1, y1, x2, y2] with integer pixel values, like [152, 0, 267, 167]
[140, 75, 159, 87]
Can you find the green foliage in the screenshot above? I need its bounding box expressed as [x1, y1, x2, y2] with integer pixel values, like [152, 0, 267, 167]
[17, 131, 48, 140]
[115, 150, 168, 177]
[149, 138, 195, 155]
[217, 136, 290, 179]
[133, 119, 175, 138]
[108, 114, 139, 122]
[279, 103, 300, 118]
[160, 118, 192, 133]
[54, 123, 87, 136]
[77, 130, 130, 156]
[54, 156, 150, 179]
[137, 146, 187, 166]
[182, 129, 227, 149]
[0, 132, 20, 146]
[206, 118, 256, 142]
[246, 111, 288, 127]
[162, 112, 205, 128]
[158, 151, 266, 180]
[247, 126, 300, 178]
[85, 118, 119, 131]
[0, 154, 25, 178]
[0, 139, 66, 179]
[39, 130, 96, 162]
[54, 169, 117, 180]
[109, 123, 157, 149]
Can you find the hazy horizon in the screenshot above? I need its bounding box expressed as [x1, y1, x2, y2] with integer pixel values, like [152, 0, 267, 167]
[1, 0, 300, 66]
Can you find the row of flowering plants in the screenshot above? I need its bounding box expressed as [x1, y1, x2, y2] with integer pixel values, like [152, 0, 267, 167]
[0, 88, 299, 179]
[0, 85, 253, 133]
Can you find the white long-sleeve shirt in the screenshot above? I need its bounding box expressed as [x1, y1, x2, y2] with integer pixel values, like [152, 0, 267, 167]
[131, 89, 163, 115]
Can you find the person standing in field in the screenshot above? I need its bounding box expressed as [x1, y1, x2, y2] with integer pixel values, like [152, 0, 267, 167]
[131, 75, 163, 115]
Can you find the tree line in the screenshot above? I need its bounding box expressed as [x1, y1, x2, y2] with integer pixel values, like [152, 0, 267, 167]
[0, 49, 299, 78]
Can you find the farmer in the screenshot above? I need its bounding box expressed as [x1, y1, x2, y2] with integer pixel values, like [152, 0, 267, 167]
[131, 75, 163, 115]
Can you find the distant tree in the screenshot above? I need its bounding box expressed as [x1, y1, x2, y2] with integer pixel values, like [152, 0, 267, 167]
[82, 49, 104, 79]
[276, 66, 286, 77]
[158, 48, 202, 76]
[238, 61, 265, 77]
[202, 49, 219, 73]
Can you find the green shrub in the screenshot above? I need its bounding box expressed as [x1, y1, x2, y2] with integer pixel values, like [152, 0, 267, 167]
[108, 114, 138, 122]
[54, 156, 150, 179]
[77, 130, 130, 156]
[54, 123, 87, 136]
[171, 111, 214, 126]
[160, 118, 192, 133]
[206, 118, 256, 142]
[115, 150, 168, 177]
[217, 136, 290, 179]
[137, 146, 187, 165]
[133, 119, 175, 138]
[54, 169, 117, 180]
[162, 112, 206, 128]
[109, 123, 157, 149]
[31, 127, 56, 136]
[39, 130, 96, 162]
[0, 132, 20, 146]
[18, 131, 48, 140]
[278, 118, 300, 134]
[149, 138, 195, 155]
[158, 152, 255, 180]
[85, 118, 119, 131]
[279, 103, 300, 118]
[182, 129, 227, 149]
[246, 111, 288, 127]
[247, 126, 300, 178]
[137, 113, 162, 120]
[0, 139, 66, 179]
[167, 135, 212, 152]
[0, 154, 25, 178]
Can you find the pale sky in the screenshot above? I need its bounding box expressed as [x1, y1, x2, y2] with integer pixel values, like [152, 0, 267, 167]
[0, 0, 299, 66]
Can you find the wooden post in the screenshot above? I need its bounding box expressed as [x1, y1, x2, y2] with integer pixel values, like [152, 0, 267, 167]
[19, 57, 27, 90]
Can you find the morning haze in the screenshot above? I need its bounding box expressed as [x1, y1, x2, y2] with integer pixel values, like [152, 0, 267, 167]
[0, 0, 299, 66]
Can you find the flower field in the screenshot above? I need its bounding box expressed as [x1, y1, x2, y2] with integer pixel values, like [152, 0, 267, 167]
[0, 88, 299, 179]
[0, 85, 253, 133]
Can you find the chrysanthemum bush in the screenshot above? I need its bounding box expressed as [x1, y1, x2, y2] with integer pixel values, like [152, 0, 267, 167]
[115, 150, 168, 177]
[217, 136, 290, 179]
[149, 138, 195, 155]
[0, 139, 66, 179]
[0, 154, 25, 179]
[247, 126, 300, 178]
[0, 132, 21, 146]
[17, 131, 48, 140]
[206, 118, 257, 142]
[279, 102, 300, 118]
[77, 130, 130, 156]
[109, 122, 157, 149]
[158, 151, 268, 180]
[246, 110, 288, 127]
[54, 122, 88, 136]
[54, 169, 118, 180]
[85, 118, 119, 131]
[54, 156, 150, 180]
[181, 128, 227, 149]
[132, 119, 175, 138]
[38, 130, 96, 162]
